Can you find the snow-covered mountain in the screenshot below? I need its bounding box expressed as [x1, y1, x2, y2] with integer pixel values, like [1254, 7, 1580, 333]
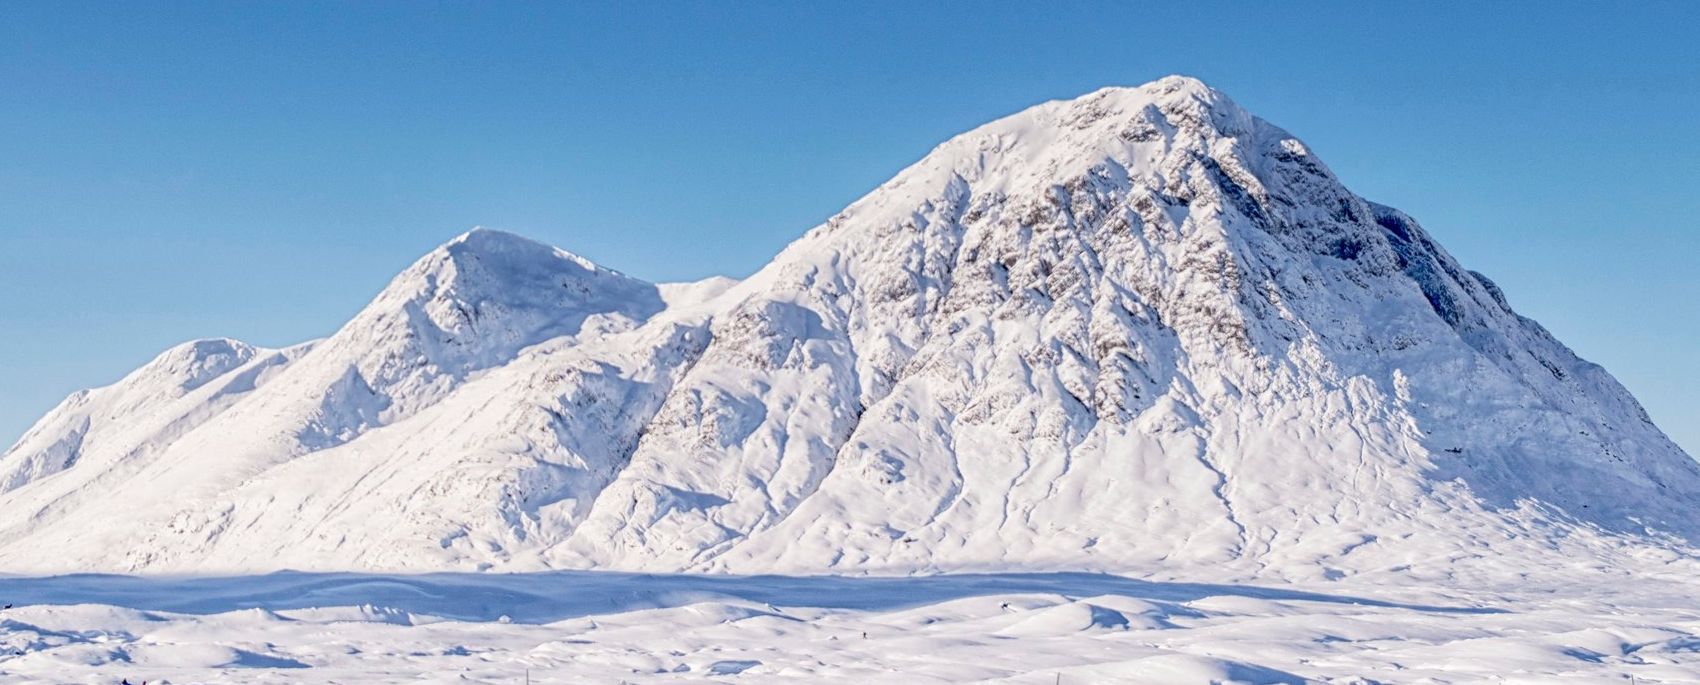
[6, 76, 1697, 580]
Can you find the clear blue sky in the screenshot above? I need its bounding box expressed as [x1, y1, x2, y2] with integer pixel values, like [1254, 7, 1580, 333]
[2, 2, 1696, 456]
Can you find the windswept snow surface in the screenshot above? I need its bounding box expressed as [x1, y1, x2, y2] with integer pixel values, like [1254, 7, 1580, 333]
[1, 571, 1698, 684]
[4, 75, 1700, 681]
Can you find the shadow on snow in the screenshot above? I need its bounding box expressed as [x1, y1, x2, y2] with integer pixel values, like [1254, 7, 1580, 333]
[0, 570, 1502, 624]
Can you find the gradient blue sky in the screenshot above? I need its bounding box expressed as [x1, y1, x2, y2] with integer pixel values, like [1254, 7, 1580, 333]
[2, 2, 1696, 456]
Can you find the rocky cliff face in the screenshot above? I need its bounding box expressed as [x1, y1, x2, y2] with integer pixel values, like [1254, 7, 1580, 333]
[3, 76, 1694, 581]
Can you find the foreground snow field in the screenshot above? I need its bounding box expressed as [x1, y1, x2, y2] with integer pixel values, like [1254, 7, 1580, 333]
[1, 571, 1697, 684]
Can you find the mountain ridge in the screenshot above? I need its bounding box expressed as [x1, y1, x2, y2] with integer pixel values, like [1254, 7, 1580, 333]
[4, 75, 1695, 580]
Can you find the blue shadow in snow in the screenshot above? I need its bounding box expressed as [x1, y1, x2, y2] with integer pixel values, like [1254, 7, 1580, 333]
[0, 570, 1503, 624]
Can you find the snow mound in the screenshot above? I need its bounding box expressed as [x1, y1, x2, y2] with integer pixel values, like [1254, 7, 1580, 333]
[996, 601, 1134, 635]
[1117, 654, 1308, 684]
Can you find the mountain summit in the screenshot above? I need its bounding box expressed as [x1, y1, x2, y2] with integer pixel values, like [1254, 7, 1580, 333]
[4, 76, 1695, 579]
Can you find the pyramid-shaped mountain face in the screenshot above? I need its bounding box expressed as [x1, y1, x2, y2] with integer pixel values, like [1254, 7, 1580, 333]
[3, 76, 1696, 579]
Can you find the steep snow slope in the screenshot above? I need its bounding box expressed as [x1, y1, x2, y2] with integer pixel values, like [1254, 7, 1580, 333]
[2, 76, 1695, 579]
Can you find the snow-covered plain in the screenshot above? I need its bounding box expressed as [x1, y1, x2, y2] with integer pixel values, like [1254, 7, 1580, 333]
[6, 75, 1700, 682]
[3, 570, 1699, 684]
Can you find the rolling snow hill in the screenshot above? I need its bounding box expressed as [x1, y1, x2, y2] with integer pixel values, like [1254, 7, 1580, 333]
[5, 75, 1697, 582]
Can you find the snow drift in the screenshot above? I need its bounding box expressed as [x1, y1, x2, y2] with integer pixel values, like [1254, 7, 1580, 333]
[5, 76, 1696, 580]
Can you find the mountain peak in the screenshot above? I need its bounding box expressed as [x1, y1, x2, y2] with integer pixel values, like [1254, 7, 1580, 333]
[1081, 74, 1226, 106]
[436, 226, 608, 277]
[140, 337, 259, 393]
[1147, 73, 1213, 92]
[446, 225, 541, 249]
[298, 227, 667, 422]
[1142, 74, 1228, 102]
[373, 226, 652, 322]
[827, 76, 1272, 244]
